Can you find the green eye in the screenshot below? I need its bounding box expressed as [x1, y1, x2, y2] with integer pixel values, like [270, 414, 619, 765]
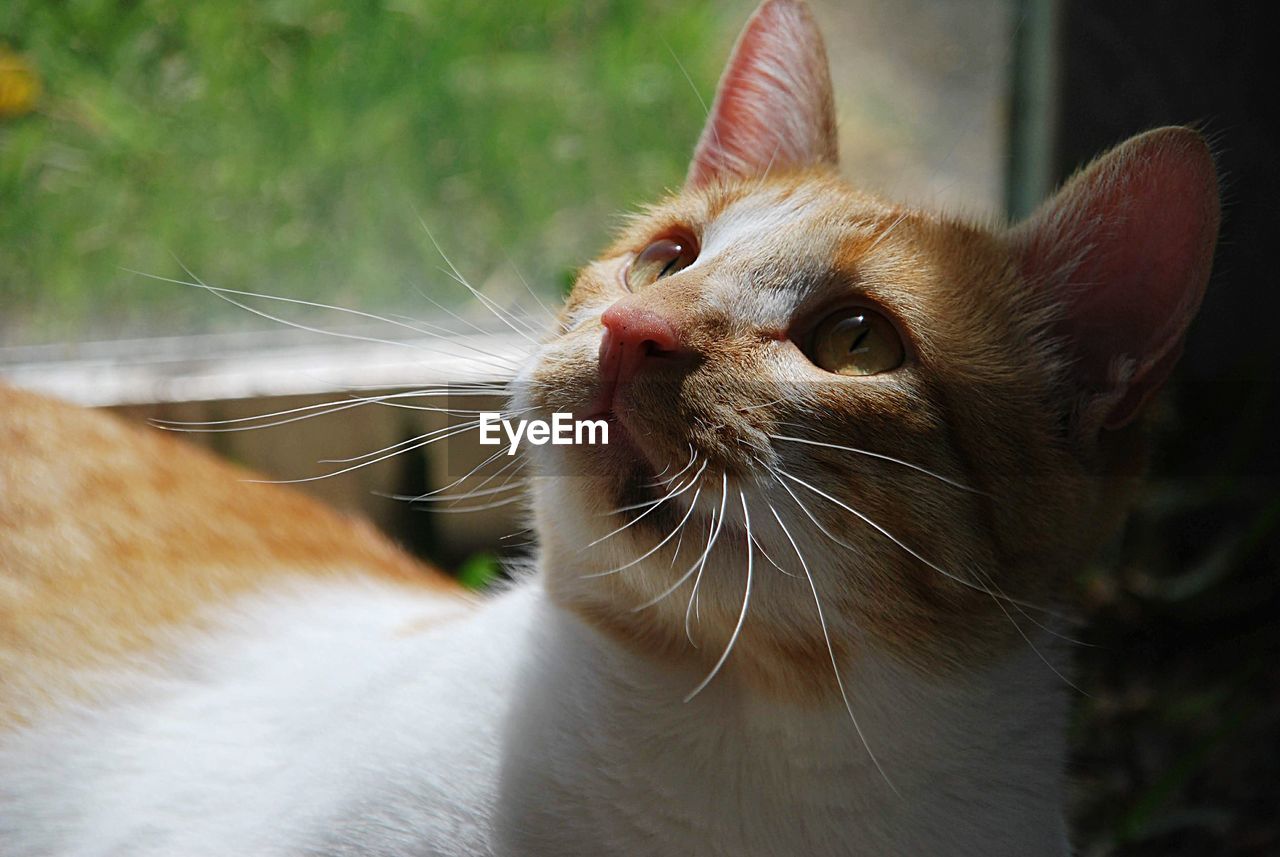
[625, 232, 698, 291]
[809, 307, 905, 376]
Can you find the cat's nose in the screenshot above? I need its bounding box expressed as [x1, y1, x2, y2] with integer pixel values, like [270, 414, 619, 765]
[595, 301, 684, 412]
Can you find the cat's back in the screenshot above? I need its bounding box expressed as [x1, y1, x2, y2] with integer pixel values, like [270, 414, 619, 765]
[0, 386, 532, 855]
[0, 383, 464, 726]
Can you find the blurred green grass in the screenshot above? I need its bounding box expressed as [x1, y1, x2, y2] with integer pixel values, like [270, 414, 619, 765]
[0, 0, 746, 345]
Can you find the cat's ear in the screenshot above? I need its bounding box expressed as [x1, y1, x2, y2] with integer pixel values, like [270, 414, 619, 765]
[1010, 127, 1220, 434]
[686, 0, 837, 188]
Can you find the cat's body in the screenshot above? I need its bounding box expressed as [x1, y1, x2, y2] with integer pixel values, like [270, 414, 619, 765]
[0, 1, 1219, 854]
[0, 390, 1065, 855]
[0, 474, 1065, 855]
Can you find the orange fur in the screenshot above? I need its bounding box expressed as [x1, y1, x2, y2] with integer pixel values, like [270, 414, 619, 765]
[0, 384, 464, 727]
[531, 132, 1215, 699]
[524, 6, 1217, 701]
[539, 172, 1070, 693]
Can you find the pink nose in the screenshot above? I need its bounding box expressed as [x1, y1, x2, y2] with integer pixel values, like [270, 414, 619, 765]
[595, 302, 682, 413]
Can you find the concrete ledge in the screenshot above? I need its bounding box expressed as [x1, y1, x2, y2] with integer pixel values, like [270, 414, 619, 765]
[0, 331, 532, 567]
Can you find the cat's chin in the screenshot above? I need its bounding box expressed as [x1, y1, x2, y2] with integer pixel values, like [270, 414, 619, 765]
[565, 410, 693, 530]
[587, 415, 659, 495]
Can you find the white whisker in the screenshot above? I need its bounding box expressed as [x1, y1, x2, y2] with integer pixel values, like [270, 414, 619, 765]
[770, 432, 980, 494]
[683, 490, 755, 702]
[321, 409, 532, 464]
[966, 566, 1092, 691]
[432, 263, 542, 340]
[150, 390, 455, 429]
[633, 473, 726, 614]
[866, 210, 910, 252]
[586, 460, 707, 546]
[775, 467, 1004, 604]
[736, 396, 788, 413]
[129, 266, 523, 373]
[154, 396, 399, 434]
[661, 36, 710, 117]
[379, 445, 512, 503]
[683, 473, 729, 641]
[609, 450, 699, 511]
[768, 501, 898, 794]
[755, 139, 785, 191]
[153, 389, 512, 434]
[668, 519, 690, 569]
[416, 217, 539, 344]
[410, 285, 500, 340]
[410, 480, 525, 505]
[750, 530, 795, 577]
[419, 445, 521, 499]
[648, 444, 697, 488]
[767, 462, 1082, 692]
[429, 493, 527, 514]
[583, 486, 702, 579]
[246, 419, 484, 485]
[502, 252, 559, 323]
[380, 452, 528, 506]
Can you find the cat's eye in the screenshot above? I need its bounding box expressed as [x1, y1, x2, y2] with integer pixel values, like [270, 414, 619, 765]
[808, 307, 905, 376]
[625, 233, 698, 291]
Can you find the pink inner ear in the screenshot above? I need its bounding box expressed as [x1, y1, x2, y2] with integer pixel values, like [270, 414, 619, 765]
[1014, 128, 1220, 430]
[687, 0, 837, 187]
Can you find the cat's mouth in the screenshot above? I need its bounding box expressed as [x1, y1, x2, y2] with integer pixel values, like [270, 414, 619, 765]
[576, 383, 754, 512]
[592, 409, 662, 483]
[576, 405, 696, 526]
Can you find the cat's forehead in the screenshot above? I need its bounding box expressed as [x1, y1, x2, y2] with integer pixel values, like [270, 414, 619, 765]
[700, 182, 842, 260]
[685, 176, 902, 268]
[625, 175, 943, 301]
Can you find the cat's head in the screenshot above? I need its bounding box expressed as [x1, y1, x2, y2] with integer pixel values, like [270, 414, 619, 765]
[512, 0, 1218, 693]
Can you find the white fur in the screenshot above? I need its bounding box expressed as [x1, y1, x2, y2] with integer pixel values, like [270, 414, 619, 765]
[1, 570, 1071, 856]
[497, 591, 1072, 857]
[696, 187, 834, 267]
[0, 578, 527, 856]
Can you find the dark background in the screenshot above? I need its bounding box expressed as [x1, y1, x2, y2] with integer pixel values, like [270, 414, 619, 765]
[1053, 3, 1280, 854]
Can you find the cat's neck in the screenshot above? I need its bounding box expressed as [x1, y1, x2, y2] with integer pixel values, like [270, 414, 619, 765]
[496, 574, 1072, 857]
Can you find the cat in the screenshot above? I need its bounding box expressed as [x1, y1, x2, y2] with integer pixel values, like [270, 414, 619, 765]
[0, 0, 1219, 854]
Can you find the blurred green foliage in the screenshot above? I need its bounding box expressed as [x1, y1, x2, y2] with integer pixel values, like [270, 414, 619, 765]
[456, 550, 502, 590]
[0, 0, 745, 344]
